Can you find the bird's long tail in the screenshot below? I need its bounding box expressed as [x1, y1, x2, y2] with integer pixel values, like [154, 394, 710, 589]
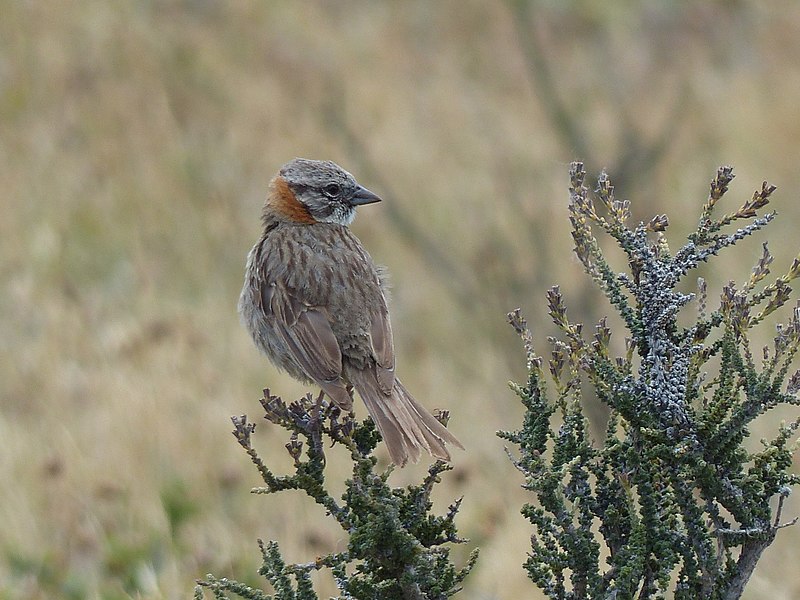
[350, 370, 463, 466]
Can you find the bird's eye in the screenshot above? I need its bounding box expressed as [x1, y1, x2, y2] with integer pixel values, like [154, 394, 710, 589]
[323, 183, 341, 197]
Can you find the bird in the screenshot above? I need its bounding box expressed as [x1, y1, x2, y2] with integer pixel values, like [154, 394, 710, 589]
[238, 158, 463, 466]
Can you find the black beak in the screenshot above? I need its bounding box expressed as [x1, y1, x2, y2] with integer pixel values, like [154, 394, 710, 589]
[350, 185, 382, 206]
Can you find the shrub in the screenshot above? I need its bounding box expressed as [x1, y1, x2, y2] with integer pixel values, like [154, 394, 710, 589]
[501, 163, 800, 599]
[195, 390, 476, 600]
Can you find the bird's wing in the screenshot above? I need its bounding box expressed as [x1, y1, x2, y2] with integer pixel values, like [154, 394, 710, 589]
[368, 303, 396, 394]
[261, 281, 343, 384]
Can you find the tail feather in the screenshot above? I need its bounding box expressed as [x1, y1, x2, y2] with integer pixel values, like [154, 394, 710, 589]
[320, 381, 353, 412]
[350, 369, 463, 466]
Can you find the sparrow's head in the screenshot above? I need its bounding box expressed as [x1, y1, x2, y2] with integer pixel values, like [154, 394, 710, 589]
[266, 158, 382, 226]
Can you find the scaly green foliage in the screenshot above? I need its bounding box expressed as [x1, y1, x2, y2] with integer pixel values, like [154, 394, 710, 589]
[196, 390, 477, 600]
[500, 163, 800, 599]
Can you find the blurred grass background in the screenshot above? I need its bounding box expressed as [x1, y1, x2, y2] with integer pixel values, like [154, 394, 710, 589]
[2, 1, 800, 598]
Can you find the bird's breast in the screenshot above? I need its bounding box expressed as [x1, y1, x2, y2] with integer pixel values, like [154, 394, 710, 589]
[263, 223, 387, 321]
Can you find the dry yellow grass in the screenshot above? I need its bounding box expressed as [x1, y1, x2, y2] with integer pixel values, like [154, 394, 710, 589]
[3, 2, 800, 598]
